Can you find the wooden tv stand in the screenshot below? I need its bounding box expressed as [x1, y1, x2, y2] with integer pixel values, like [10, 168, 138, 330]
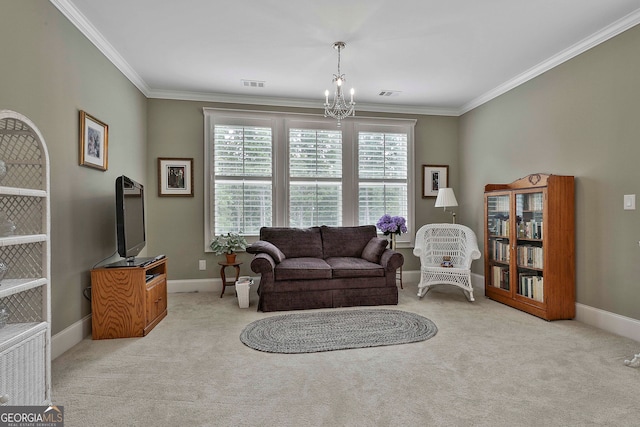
[91, 257, 168, 339]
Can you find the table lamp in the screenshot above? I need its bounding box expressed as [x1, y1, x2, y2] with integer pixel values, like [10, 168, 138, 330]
[435, 188, 458, 223]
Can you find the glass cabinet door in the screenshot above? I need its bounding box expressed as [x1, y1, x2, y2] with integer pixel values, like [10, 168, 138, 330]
[515, 191, 544, 302]
[486, 194, 510, 291]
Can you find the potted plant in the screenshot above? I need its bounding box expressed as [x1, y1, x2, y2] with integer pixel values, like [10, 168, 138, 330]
[210, 232, 248, 263]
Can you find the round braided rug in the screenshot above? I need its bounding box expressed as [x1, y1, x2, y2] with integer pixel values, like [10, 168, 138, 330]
[240, 309, 437, 353]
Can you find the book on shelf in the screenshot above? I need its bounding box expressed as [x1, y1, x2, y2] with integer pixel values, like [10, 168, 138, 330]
[517, 245, 543, 269]
[517, 220, 543, 239]
[492, 265, 510, 290]
[518, 274, 544, 302]
[490, 239, 510, 262]
[491, 218, 509, 237]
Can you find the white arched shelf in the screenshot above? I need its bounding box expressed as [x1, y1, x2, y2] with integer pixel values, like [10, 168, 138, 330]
[0, 109, 51, 405]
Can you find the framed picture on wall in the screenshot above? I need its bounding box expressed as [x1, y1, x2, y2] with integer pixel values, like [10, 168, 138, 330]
[422, 164, 448, 198]
[158, 157, 194, 197]
[79, 111, 108, 171]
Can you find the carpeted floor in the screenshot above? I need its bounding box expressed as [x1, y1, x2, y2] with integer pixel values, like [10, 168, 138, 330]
[52, 283, 640, 426]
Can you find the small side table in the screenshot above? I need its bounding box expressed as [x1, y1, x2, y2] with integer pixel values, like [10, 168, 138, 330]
[218, 261, 242, 298]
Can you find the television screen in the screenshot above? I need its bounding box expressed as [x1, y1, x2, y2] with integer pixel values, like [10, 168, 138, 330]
[116, 175, 146, 261]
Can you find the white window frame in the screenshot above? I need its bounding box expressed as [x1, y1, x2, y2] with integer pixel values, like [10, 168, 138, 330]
[354, 122, 414, 245]
[286, 119, 345, 228]
[204, 107, 416, 251]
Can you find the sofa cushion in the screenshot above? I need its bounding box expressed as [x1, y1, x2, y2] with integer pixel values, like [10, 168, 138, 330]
[320, 225, 377, 258]
[361, 237, 388, 263]
[274, 257, 332, 281]
[246, 240, 286, 263]
[260, 227, 323, 259]
[325, 257, 385, 278]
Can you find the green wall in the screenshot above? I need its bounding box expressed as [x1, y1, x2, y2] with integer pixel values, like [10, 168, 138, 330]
[146, 99, 459, 279]
[459, 24, 640, 320]
[0, 1, 147, 335]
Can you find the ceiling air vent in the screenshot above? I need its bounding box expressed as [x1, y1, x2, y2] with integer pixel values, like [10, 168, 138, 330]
[378, 90, 401, 97]
[242, 80, 265, 88]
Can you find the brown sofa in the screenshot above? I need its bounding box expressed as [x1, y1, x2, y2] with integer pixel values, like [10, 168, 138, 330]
[247, 225, 404, 312]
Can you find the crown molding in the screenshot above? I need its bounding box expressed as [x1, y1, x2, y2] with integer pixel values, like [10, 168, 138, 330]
[49, 0, 456, 116]
[51, 0, 640, 117]
[49, 0, 150, 96]
[147, 89, 459, 116]
[459, 8, 640, 115]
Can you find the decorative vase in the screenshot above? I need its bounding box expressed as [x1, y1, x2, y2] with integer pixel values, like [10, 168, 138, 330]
[225, 253, 237, 264]
[389, 234, 397, 250]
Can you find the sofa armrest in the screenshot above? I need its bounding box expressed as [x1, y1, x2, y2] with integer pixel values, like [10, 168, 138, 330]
[250, 253, 276, 296]
[250, 252, 276, 274]
[247, 240, 286, 263]
[380, 249, 404, 271]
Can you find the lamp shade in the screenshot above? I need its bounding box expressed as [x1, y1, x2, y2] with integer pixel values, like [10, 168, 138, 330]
[435, 188, 458, 208]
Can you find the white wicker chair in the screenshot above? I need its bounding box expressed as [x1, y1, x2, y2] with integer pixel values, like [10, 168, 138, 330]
[413, 223, 481, 301]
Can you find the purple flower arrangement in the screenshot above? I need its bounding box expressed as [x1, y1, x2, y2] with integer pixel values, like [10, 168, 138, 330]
[376, 214, 407, 235]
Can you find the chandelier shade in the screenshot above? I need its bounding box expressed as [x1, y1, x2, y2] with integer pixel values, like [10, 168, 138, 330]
[323, 41, 355, 126]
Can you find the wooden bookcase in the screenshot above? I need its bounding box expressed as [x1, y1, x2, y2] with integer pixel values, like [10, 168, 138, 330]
[91, 258, 167, 339]
[484, 174, 575, 320]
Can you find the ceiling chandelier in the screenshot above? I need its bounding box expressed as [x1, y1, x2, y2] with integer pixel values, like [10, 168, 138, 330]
[324, 41, 355, 126]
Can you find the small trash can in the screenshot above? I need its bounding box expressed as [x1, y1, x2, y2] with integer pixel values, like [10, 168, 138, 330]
[236, 277, 252, 308]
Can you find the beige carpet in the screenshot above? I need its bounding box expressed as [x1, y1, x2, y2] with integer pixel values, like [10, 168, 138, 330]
[52, 283, 640, 426]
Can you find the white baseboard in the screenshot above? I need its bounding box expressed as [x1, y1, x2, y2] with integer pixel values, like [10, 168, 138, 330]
[167, 278, 221, 293]
[52, 274, 640, 359]
[51, 314, 91, 360]
[575, 303, 640, 343]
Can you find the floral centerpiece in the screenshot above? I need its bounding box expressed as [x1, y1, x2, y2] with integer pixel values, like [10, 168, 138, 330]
[210, 232, 248, 263]
[376, 214, 407, 249]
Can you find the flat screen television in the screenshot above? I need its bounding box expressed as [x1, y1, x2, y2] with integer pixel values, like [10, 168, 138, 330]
[115, 175, 146, 264]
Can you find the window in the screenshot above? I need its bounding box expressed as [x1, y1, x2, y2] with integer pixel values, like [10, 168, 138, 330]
[210, 121, 274, 236]
[204, 108, 415, 249]
[289, 128, 342, 227]
[358, 131, 408, 226]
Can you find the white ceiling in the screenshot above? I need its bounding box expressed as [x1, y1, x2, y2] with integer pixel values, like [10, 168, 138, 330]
[53, 0, 640, 115]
